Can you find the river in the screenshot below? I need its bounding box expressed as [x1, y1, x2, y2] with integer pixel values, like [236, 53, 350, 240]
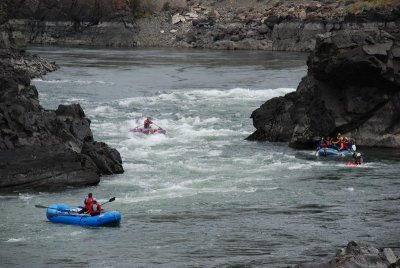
[1, 46, 399, 267]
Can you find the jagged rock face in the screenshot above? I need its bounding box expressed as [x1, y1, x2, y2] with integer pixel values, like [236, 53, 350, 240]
[0, 11, 124, 191]
[0, 63, 124, 190]
[247, 29, 400, 149]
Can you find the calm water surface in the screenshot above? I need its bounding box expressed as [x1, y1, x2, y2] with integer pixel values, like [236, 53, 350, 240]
[0, 47, 399, 267]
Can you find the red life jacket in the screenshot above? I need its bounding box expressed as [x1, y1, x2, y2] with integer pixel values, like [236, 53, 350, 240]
[89, 203, 102, 216]
[84, 196, 94, 210]
[144, 119, 152, 126]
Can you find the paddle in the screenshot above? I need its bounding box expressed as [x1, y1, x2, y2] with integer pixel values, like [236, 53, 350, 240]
[152, 122, 164, 129]
[35, 204, 57, 209]
[100, 197, 116, 206]
[34, 197, 116, 211]
[129, 124, 143, 131]
[34, 204, 77, 214]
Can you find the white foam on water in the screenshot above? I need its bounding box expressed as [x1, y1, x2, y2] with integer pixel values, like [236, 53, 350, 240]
[288, 163, 313, 170]
[0, 195, 18, 199]
[6, 237, 26, 243]
[66, 98, 87, 103]
[184, 163, 220, 173]
[91, 105, 118, 114]
[32, 78, 112, 85]
[18, 193, 34, 201]
[117, 182, 241, 204]
[345, 187, 355, 192]
[117, 87, 295, 107]
[69, 231, 84, 236]
[244, 187, 258, 193]
[265, 187, 279, 190]
[208, 150, 222, 157]
[147, 209, 163, 214]
[185, 87, 295, 100]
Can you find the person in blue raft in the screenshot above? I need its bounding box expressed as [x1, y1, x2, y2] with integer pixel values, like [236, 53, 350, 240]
[78, 193, 102, 215]
[79, 193, 94, 214]
[89, 200, 103, 216]
[315, 133, 357, 157]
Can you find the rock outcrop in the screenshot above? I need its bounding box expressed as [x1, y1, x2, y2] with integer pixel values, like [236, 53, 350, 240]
[0, 3, 124, 191]
[247, 28, 400, 148]
[0, 58, 124, 191]
[291, 241, 400, 268]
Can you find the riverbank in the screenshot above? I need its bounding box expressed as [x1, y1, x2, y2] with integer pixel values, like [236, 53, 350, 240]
[5, 0, 400, 51]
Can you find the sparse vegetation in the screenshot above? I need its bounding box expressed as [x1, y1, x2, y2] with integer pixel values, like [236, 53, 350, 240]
[162, 1, 171, 11]
[350, 0, 400, 12]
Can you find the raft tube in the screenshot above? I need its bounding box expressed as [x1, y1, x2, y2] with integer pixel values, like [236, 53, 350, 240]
[346, 161, 360, 166]
[316, 148, 354, 157]
[129, 127, 166, 134]
[46, 203, 121, 227]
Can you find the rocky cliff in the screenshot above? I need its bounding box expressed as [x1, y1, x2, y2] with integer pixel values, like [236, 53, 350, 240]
[0, 3, 124, 191]
[6, 0, 400, 51]
[247, 28, 400, 148]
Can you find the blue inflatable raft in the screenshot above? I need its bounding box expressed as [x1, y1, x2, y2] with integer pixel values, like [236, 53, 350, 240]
[316, 148, 354, 157]
[46, 203, 121, 227]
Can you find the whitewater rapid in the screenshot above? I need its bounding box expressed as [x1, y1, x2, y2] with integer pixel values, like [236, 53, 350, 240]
[1, 47, 398, 268]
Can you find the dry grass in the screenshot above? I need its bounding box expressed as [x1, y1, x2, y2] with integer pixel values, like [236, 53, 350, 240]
[350, 0, 400, 12]
[129, 0, 187, 17]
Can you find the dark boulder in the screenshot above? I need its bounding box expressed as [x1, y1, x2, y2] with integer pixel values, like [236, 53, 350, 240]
[0, 62, 125, 191]
[291, 241, 399, 268]
[0, 14, 123, 191]
[247, 29, 400, 148]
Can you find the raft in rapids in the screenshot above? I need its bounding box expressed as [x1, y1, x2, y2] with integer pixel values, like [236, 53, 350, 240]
[46, 204, 121, 227]
[129, 127, 166, 134]
[316, 148, 354, 157]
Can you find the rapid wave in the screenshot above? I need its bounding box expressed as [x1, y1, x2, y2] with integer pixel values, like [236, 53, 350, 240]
[118, 87, 295, 107]
[32, 78, 112, 85]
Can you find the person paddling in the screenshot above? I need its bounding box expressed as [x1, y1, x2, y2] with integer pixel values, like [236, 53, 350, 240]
[89, 200, 103, 216]
[144, 117, 153, 129]
[79, 193, 94, 214]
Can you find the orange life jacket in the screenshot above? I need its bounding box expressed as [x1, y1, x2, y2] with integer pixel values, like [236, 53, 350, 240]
[84, 197, 94, 210]
[89, 203, 102, 216]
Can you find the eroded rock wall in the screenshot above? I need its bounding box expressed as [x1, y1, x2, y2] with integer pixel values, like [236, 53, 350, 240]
[6, 0, 400, 51]
[0, 2, 124, 191]
[247, 29, 400, 148]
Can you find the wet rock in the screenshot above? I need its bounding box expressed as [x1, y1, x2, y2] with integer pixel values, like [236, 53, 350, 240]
[291, 241, 400, 268]
[0, 11, 124, 191]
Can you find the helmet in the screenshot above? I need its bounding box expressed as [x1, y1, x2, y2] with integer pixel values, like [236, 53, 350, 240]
[356, 153, 361, 157]
[93, 199, 97, 204]
[88, 193, 92, 197]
